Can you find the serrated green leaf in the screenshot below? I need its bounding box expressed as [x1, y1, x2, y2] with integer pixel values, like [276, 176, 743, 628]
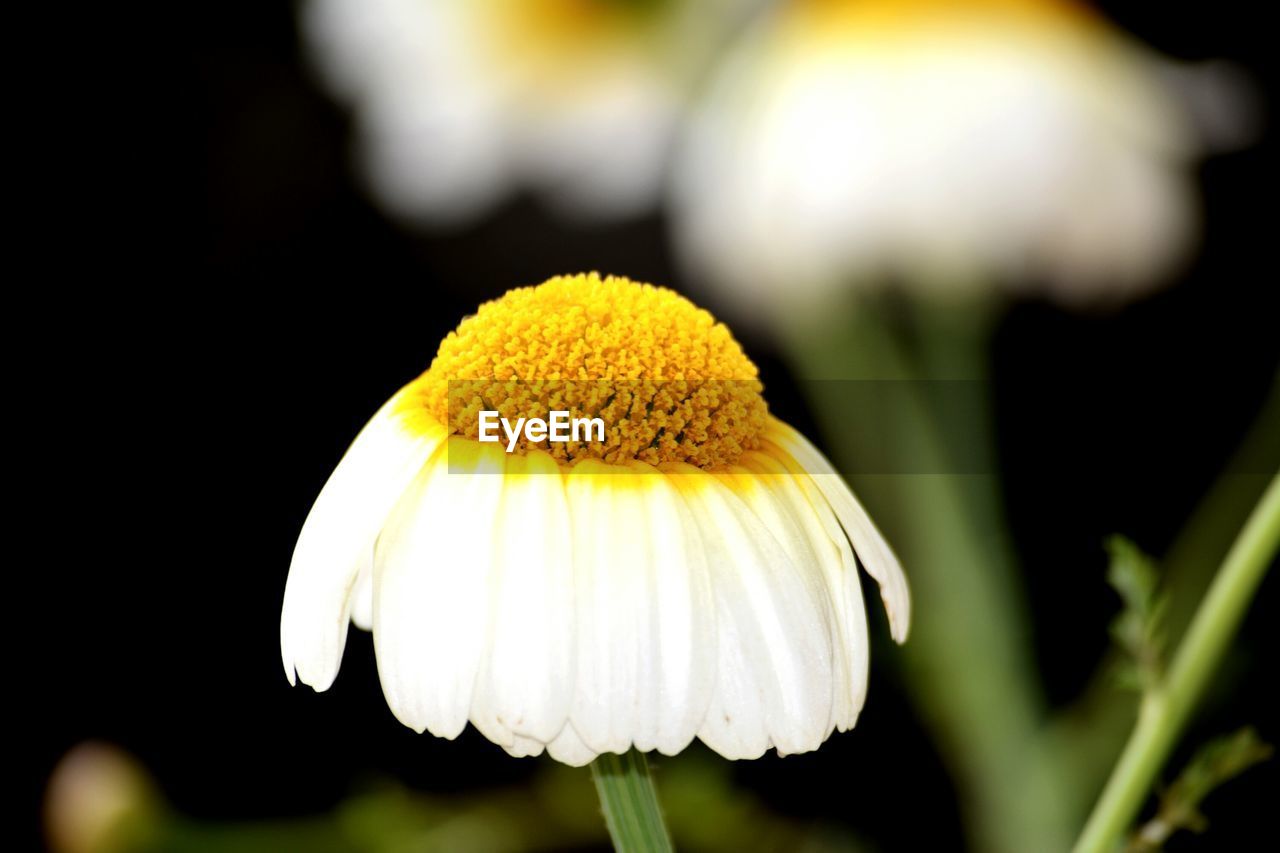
[1106, 536, 1158, 609]
[1126, 727, 1273, 852]
[1105, 536, 1166, 692]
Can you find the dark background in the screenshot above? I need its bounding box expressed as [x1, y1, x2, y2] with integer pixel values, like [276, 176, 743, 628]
[27, 1, 1276, 850]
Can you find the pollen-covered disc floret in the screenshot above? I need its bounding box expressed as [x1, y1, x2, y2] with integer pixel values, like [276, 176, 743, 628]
[407, 273, 768, 468]
[281, 274, 910, 767]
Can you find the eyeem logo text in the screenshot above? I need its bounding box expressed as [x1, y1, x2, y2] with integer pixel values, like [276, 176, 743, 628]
[478, 410, 606, 454]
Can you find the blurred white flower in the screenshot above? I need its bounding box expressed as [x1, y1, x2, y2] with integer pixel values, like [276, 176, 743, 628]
[304, 0, 752, 225]
[672, 0, 1252, 312]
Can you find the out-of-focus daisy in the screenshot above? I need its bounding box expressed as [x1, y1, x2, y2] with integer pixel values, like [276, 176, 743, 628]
[303, 0, 751, 224]
[281, 273, 908, 763]
[673, 0, 1250, 311]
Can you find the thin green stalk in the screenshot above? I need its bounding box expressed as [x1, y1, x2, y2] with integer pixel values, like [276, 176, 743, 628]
[1073, 474, 1280, 853]
[591, 751, 674, 853]
[1049, 376, 1280, 823]
[785, 300, 1071, 852]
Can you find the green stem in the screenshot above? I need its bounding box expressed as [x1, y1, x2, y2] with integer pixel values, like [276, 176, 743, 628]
[1049, 376, 1280, 823]
[786, 300, 1071, 852]
[591, 751, 674, 853]
[1073, 474, 1280, 853]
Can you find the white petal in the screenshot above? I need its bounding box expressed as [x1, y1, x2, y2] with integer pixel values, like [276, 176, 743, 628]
[547, 722, 600, 767]
[709, 468, 837, 755]
[696, 594, 769, 761]
[280, 392, 443, 690]
[564, 463, 717, 759]
[350, 565, 373, 632]
[470, 451, 575, 747]
[504, 735, 546, 759]
[764, 420, 911, 644]
[635, 467, 717, 756]
[373, 439, 506, 738]
[739, 450, 869, 732]
[564, 462, 641, 755]
[674, 467, 834, 758]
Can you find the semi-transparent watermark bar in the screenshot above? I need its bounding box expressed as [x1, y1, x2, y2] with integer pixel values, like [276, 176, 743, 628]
[443, 379, 1276, 475]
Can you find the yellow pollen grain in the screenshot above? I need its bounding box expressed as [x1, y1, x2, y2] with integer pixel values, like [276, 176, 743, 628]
[407, 273, 768, 468]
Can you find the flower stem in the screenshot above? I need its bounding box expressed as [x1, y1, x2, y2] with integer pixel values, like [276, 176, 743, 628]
[1073, 473, 1280, 853]
[787, 300, 1072, 852]
[1049, 377, 1280, 824]
[590, 751, 674, 853]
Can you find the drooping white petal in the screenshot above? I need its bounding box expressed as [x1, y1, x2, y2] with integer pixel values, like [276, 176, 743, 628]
[709, 467, 838, 754]
[564, 462, 717, 758]
[632, 465, 717, 756]
[280, 393, 444, 691]
[696, 592, 769, 760]
[674, 466, 835, 758]
[373, 439, 506, 738]
[564, 462, 642, 755]
[547, 722, 600, 767]
[764, 420, 911, 644]
[350, 565, 373, 631]
[818, 538, 872, 733]
[504, 735, 546, 759]
[739, 450, 869, 732]
[470, 450, 575, 747]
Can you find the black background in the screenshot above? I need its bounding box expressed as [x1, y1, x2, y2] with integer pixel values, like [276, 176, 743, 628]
[25, 1, 1277, 850]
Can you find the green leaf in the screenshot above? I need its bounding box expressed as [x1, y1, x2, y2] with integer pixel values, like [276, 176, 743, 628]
[1126, 727, 1273, 852]
[1105, 536, 1166, 693]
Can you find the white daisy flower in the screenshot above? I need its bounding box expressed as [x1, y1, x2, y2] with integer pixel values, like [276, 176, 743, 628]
[280, 273, 909, 764]
[302, 0, 753, 225]
[672, 0, 1250, 310]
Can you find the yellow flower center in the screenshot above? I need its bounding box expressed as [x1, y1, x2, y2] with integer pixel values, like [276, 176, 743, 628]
[409, 273, 768, 469]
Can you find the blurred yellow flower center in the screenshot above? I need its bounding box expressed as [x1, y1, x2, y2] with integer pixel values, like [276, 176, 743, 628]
[412, 273, 767, 468]
[790, 0, 1095, 39]
[484, 0, 668, 84]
